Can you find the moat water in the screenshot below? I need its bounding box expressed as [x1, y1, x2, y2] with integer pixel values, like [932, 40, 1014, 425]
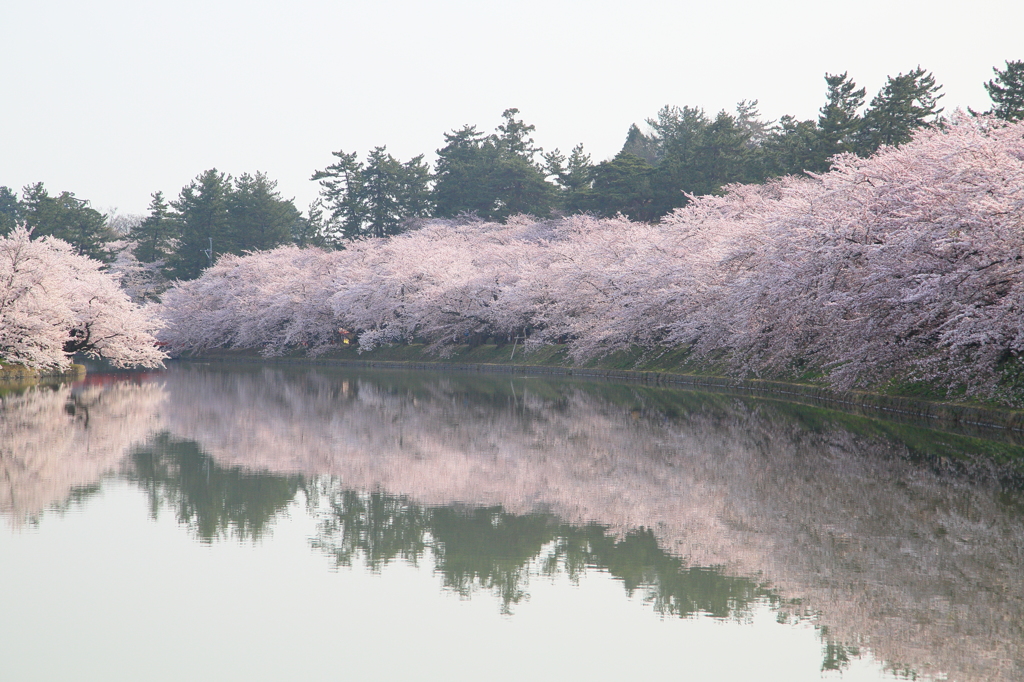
[2, 363, 1022, 681]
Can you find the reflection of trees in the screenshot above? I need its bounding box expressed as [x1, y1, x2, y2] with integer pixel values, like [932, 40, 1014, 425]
[559, 525, 776, 620]
[430, 506, 558, 612]
[160, 364, 1024, 681]
[308, 482, 778, 618]
[126, 432, 304, 543]
[0, 380, 166, 522]
[309, 486, 429, 569]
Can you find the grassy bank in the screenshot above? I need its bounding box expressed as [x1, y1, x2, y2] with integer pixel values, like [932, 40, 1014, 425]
[0, 363, 86, 392]
[187, 343, 1024, 435]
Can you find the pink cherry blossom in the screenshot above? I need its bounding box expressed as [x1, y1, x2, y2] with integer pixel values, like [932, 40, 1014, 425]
[157, 115, 1024, 398]
[0, 227, 165, 369]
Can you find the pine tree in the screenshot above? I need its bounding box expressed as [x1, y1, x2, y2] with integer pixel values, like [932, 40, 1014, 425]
[859, 67, 943, 154]
[132, 191, 180, 265]
[587, 153, 656, 221]
[817, 72, 865, 165]
[396, 154, 433, 224]
[168, 169, 232, 280]
[645, 105, 753, 215]
[983, 60, 1024, 122]
[432, 125, 496, 218]
[360, 148, 432, 238]
[433, 111, 555, 220]
[228, 172, 299, 252]
[313, 147, 432, 240]
[762, 115, 821, 177]
[620, 123, 660, 165]
[545, 144, 594, 213]
[0, 186, 21, 234]
[488, 108, 556, 218]
[311, 150, 366, 240]
[19, 182, 113, 261]
[291, 199, 332, 248]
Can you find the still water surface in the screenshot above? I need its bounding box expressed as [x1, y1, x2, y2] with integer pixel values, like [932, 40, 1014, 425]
[2, 363, 1022, 681]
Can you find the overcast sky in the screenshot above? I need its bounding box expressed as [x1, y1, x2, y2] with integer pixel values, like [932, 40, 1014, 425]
[3, 0, 1022, 216]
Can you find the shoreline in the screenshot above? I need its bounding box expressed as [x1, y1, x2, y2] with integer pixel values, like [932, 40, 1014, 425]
[0, 363, 86, 389]
[182, 346, 1024, 438]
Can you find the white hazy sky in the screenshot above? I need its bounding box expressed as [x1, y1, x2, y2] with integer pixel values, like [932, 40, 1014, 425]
[2, 0, 1021, 216]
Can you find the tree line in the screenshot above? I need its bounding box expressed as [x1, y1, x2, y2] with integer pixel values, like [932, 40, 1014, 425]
[311, 61, 1023, 230]
[1, 60, 1021, 291]
[159, 115, 1024, 402]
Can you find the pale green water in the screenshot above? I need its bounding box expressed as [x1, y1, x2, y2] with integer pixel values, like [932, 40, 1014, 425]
[2, 363, 1022, 681]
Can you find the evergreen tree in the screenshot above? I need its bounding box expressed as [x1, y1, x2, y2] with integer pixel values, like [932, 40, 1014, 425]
[312, 147, 432, 240]
[311, 150, 366, 240]
[395, 153, 433, 223]
[762, 115, 822, 177]
[544, 144, 594, 213]
[291, 199, 332, 248]
[586, 153, 656, 222]
[644, 105, 714, 215]
[360, 148, 432, 238]
[735, 100, 772, 148]
[432, 125, 497, 218]
[817, 72, 866, 166]
[168, 169, 232, 280]
[0, 186, 21, 234]
[227, 172, 300, 252]
[982, 60, 1024, 122]
[495, 107, 540, 157]
[619, 124, 659, 164]
[491, 108, 556, 218]
[132, 191, 180, 265]
[19, 182, 113, 261]
[734, 100, 772, 181]
[859, 67, 943, 154]
[360, 148, 407, 239]
[646, 105, 755, 215]
[433, 109, 555, 220]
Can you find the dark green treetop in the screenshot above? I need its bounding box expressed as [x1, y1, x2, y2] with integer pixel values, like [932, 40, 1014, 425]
[761, 115, 822, 178]
[291, 199, 333, 248]
[168, 169, 232, 280]
[859, 67, 943, 153]
[645, 105, 757, 215]
[360, 148, 432, 238]
[132, 191, 180, 265]
[433, 109, 556, 220]
[18, 182, 114, 261]
[227, 172, 300, 252]
[817, 72, 866, 165]
[586, 152, 656, 222]
[432, 125, 503, 218]
[312, 150, 366, 240]
[982, 60, 1024, 121]
[0, 186, 22, 234]
[312, 146, 432, 241]
[544, 143, 595, 214]
[620, 123, 660, 165]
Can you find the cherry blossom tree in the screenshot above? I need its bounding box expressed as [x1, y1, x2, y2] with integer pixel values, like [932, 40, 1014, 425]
[0, 226, 165, 369]
[677, 114, 1024, 395]
[159, 245, 347, 356]
[156, 115, 1024, 399]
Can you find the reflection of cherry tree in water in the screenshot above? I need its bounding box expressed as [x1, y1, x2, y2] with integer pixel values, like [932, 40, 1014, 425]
[123, 448, 857, 671]
[158, 366, 1024, 681]
[110, 437, 789, 623]
[6, 366, 1023, 679]
[0, 379, 166, 521]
